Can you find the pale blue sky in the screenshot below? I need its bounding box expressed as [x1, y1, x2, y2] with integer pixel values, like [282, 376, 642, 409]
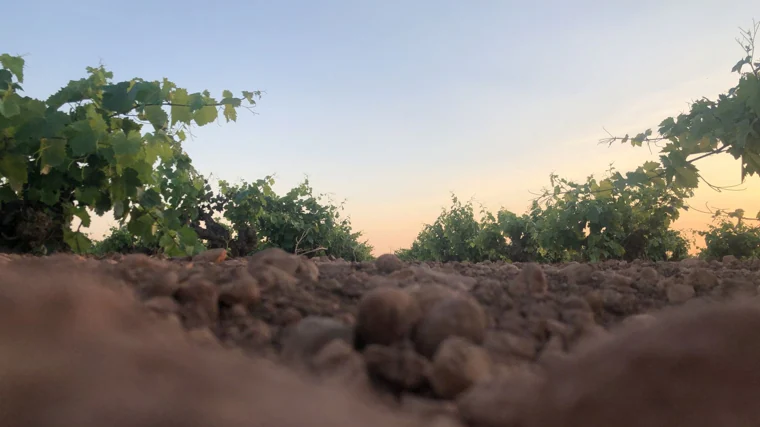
[3, 1, 759, 253]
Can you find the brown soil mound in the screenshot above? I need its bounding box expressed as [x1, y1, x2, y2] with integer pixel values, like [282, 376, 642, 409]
[0, 251, 759, 426]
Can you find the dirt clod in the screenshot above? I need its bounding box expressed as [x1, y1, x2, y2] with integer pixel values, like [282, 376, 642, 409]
[413, 295, 487, 359]
[280, 316, 354, 364]
[218, 275, 261, 307]
[375, 253, 405, 273]
[456, 367, 544, 427]
[686, 268, 720, 291]
[355, 287, 422, 349]
[666, 283, 696, 304]
[193, 248, 228, 263]
[173, 277, 219, 329]
[364, 343, 432, 391]
[429, 336, 493, 399]
[524, 302, 760, 427]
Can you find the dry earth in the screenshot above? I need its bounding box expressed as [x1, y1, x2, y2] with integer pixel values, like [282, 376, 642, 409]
[2, 249, 760, 426]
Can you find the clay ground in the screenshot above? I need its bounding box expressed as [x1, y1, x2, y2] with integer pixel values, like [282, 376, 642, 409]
[2, 249, 760, 427]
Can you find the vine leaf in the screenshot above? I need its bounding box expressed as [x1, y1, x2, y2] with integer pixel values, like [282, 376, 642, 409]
[0, 54, 24, 82]
[144, 105, 169, 130]
[194, 105, 218, 126]
[0, 154, 28, 191]
[223, 104, 237, 122]
[111, 130, 143, 157]
[68, 120, 99, 156]
[170, 88, 193, 125]
[673, 165, 699, 188]
[66, 204, 92, 227]
[0, 94, 21, 118]
[127, 213, 155, 237]
[102, 82, 133, 113]
[63, 229, 92, 253]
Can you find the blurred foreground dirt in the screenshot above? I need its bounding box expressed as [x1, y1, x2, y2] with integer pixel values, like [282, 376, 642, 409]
[1, 250, 760, 427]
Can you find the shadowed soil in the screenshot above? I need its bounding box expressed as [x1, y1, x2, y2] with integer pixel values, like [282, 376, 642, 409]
[1, 250, 759, 426]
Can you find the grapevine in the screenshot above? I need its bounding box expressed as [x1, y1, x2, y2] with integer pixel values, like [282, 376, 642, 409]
[0, 54, 260, 255]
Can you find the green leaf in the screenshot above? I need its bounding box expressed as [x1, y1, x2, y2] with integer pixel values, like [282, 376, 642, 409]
[113, 200, 126, 219]
[74, 187, 101, 206]
[120, 118, 143, 135]
[742, 151, 760, 180]
[139, 188, 162, 208]
[194, 105, 218, 126]
[170, 88, 192, 125]
[586, 207, 600, 223]
[86, 106, 108, 134]
[66, 204, 92, 227]
[68, 120, 98, 156]
[102, 82, 133, 113]
[0, 69, 11, 87]
[25, 187, 42, 202]
[144, 133, 174, 164]
[0, 185, 18, 203]
[46, 78, 89, 110]
[42, 109, 72, 134]
[131, 159, 155, 185]
[159, 233, 176, 249]
[594, 179, 613, 199]
[93, 192, 112, 215]
[673, 165, 699, 188]
[735, 119, 752, 149]
[223, 103, 237, 122]
[745, 75, 760, 116]
[0, 154, 28, 191]
[177, 225, 198, 246]
[160, 78, 176, 98]
[39, 189, 60, 206]
[144, 105, 168, 130]
[129, 81, 163, 104]
[642, 161, 661, 172]
[731, 56, 750, 73]
[63, 229, 92, 253]
[242, 91, 257, 104]
[111, 130, 142, 156]
[0, 94, 21, 118]
[188, 93, 206, 111]
[220, 97, 241, 107]
[40, 138, 67, 168]
[658, 117, 676, 135]
[127, 213, 155, 237]
[122, 168, 142, 197]
[0, 54, 25, 83]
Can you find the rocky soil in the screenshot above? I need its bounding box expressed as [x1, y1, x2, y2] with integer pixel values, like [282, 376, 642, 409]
[2, 249, 760, 427]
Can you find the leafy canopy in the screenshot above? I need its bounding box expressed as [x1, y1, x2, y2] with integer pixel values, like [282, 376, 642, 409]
[0, 53, 260, 255]
[697, 209, 760, 260]
[89, 176, 375, 261]
[397, 166, 691, 263]
[605, 21, 760, 220]
[217, 177, 374, 261]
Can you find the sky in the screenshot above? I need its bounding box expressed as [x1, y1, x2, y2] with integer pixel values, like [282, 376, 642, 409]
[2, 0, 760, 255]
